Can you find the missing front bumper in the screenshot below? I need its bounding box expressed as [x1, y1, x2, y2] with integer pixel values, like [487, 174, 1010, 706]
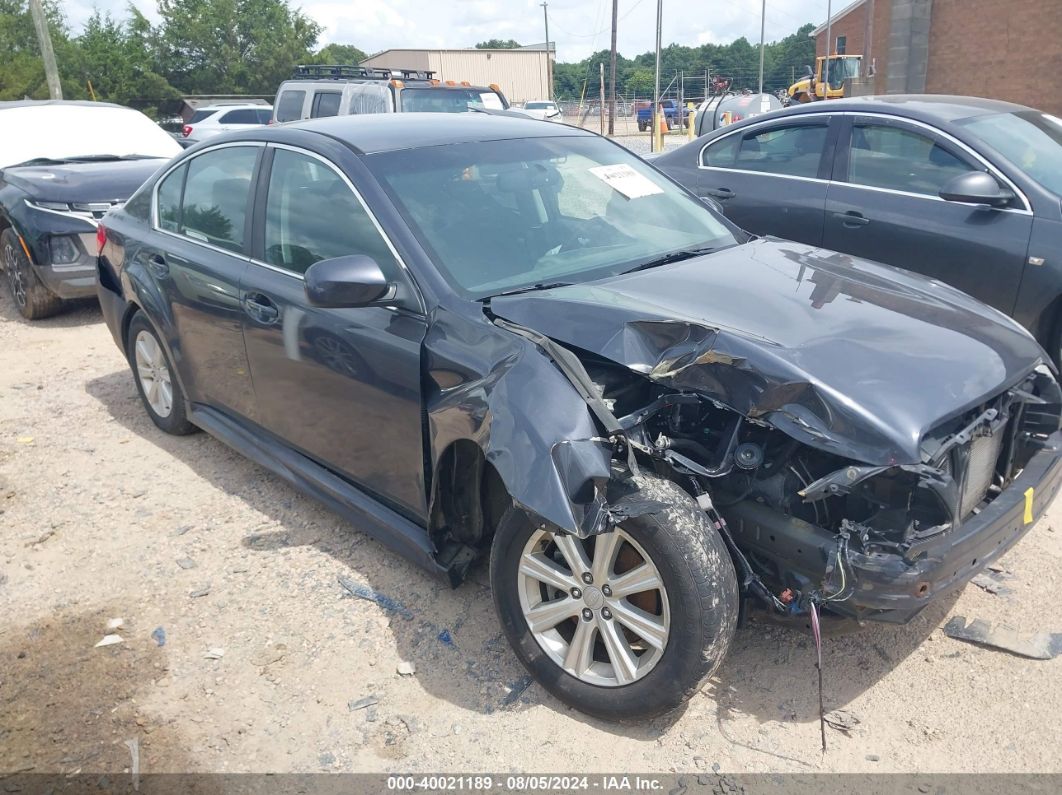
[720, 431, 1062, 623]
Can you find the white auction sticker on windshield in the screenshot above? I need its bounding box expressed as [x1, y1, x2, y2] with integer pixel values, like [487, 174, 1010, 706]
[589, 164, 664, 199]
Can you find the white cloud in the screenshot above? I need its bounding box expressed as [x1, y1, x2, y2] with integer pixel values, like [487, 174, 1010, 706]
[63, 0, 828, 62]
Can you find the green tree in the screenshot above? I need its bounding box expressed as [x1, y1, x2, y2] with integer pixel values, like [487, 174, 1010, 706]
[70, 9, 177, 111]
[0, 0, 71, 100]
[475, 39, 521, 49]
[155, 0, 320, 95]
[311, 43, 367, 65]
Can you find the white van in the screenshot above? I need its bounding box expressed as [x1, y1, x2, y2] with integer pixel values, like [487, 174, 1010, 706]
[272, 65, 510, 123]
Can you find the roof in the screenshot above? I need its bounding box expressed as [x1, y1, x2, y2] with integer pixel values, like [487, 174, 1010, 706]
[283, 112, 590, 155]
[811, 0, 868, 36]
[0, 99, 124, 111]
[766, 94, 1030, 122]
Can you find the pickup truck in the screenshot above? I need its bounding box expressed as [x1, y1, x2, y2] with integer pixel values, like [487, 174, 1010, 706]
[636, 99, 684, 132]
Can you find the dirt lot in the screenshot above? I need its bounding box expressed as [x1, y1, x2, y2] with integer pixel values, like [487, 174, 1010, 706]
[2, 296, 1062, 777]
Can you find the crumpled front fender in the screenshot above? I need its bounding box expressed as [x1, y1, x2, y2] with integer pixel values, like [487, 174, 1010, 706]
[424, 308, 616, 536]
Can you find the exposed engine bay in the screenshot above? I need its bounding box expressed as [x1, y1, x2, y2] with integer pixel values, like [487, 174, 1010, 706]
[577, 351, 1062, 621]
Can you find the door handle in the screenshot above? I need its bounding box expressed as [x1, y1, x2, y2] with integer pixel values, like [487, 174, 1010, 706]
[834, 210, 870, 228]
[243, 293, 280, 324]
[704, 187, 735, 200]
[147, 253, 169, 277]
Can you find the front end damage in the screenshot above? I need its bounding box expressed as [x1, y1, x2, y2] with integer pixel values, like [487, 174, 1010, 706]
[483, 312, 1062, 624]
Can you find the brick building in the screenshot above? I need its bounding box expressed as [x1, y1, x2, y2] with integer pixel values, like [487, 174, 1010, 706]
[812, 0, 1062, 115]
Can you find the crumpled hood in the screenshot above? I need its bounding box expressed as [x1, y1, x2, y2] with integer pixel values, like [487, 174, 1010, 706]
[2, 158, 168, 203]
[492, 238, 1046, 466]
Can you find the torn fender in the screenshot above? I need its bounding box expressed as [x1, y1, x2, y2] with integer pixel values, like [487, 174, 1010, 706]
[422, 308, 619, 536]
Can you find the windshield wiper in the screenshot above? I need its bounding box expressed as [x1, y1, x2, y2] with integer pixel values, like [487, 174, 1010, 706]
[621, 245, 723, 275]
[483, 281, 574, 301]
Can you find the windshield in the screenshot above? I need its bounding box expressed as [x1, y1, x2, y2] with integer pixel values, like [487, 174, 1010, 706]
[526, 102, 555, 110]
[0, 104, 181, 169]
[367, 136, 738, 298]
[959, 110, 1062, 196]
[400, 88, 506, 113]
[825, 57, 860, 89]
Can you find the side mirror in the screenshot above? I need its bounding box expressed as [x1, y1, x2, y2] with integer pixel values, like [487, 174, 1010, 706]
[304, 255, 391, 308]
[939, 171, 1015, 208]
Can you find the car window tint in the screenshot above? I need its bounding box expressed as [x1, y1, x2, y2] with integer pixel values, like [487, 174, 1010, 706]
[701, 134, 740, 167]
[264, 149, 400, 277]
[156, 163, 186, 232]
[732, 124, 827, 178]
[188, 109, 217, 123]
[219, 108, 259, 124]
[256, 109, 273, 124]
[179, 147, 258, 252]
[848, 124, 974, 196]
[275, 90, 306, 122]
[311, 92, 342, 118]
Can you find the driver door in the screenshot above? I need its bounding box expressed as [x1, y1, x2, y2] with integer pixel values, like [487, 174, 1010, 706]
[240, 145, 428, 521]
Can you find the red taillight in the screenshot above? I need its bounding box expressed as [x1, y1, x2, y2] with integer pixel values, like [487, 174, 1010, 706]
[96, 224, 107, 255]
[182, 125, 192, 137]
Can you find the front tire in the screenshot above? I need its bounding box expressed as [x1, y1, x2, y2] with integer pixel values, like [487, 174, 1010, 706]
[126, 312, 197, 436]
[1, 229, 63, 320]
[490, 473, 738, 721]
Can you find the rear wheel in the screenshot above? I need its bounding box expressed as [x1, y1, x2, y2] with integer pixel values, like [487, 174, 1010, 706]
[1, 229, 62, 320]
[490, 473, 738, 721]
[126, 312, 197, 436]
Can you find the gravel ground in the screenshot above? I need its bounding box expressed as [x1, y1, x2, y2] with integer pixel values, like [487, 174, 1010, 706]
[2, 291, 1062, 777]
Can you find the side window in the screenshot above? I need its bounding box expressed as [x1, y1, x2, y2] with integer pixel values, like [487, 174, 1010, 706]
[264, 149, 401, 277]
[257, 109, 273, 124]
[848, 123, 975, 196]
[179, 147, 258, 252]
[311, 92, 342, 118]
[156, 163, 186, 232]
[219, 108, 258, 124]
[733, 124, 828, 178]
[275, 90, 306, 122]
[701, 134, 740, 167]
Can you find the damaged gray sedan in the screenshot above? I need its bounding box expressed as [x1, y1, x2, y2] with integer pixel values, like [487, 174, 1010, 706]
[97, 114, 1062, 720]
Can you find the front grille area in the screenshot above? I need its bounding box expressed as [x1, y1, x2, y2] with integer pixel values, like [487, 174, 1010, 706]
[959, 430, 1005, 518]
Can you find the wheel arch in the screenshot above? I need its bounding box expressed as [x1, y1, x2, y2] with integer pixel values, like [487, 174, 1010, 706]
[428, 437, 512, 557]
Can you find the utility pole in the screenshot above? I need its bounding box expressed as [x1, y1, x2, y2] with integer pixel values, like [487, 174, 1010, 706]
[824, 0, 833, 88]
[541, 2, 553, 101]
[28, 0, 62, 99]
[608, 0, 617, 136]
[599, 63, 606, 134]
[652, 0, 662, 152]
[757, 0, 766, 98]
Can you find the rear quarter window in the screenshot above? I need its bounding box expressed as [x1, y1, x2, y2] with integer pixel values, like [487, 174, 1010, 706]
[275, 90, 306, 122]
[188, 109, 218, 123]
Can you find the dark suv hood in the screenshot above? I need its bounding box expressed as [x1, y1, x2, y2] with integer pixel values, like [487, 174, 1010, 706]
[491, 238, 1046, 466]
[2, 158, 168, 203]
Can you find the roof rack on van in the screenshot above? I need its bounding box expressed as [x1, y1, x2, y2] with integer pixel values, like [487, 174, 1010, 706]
[290, 64, 394, 81]
[289, 65, 438, 82]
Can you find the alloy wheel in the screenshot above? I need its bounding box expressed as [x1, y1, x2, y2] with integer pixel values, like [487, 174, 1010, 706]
[517, 526, 670, 687]
[134, 330, 174, 418]
[3, 243, 27, 308]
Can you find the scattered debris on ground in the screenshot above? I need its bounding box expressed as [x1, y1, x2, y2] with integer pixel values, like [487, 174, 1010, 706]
[943, 616, 1062, 660]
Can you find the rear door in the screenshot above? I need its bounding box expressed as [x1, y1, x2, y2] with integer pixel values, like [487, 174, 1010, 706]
[823, 115, 1032, 313]
[239, 144, 428, 520]
[695, 115, 837, 245]
[274, 87, 308, 122]
[145, 144, 261, 418]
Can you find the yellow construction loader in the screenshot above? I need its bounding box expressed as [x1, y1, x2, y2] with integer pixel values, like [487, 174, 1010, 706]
[788, 54, 863, 102]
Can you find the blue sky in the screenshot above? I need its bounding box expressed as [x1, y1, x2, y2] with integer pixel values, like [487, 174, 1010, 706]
[63, 0, 831, 63]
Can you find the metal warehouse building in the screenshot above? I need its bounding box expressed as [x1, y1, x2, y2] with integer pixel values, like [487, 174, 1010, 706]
[361, 45, 552, 104]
